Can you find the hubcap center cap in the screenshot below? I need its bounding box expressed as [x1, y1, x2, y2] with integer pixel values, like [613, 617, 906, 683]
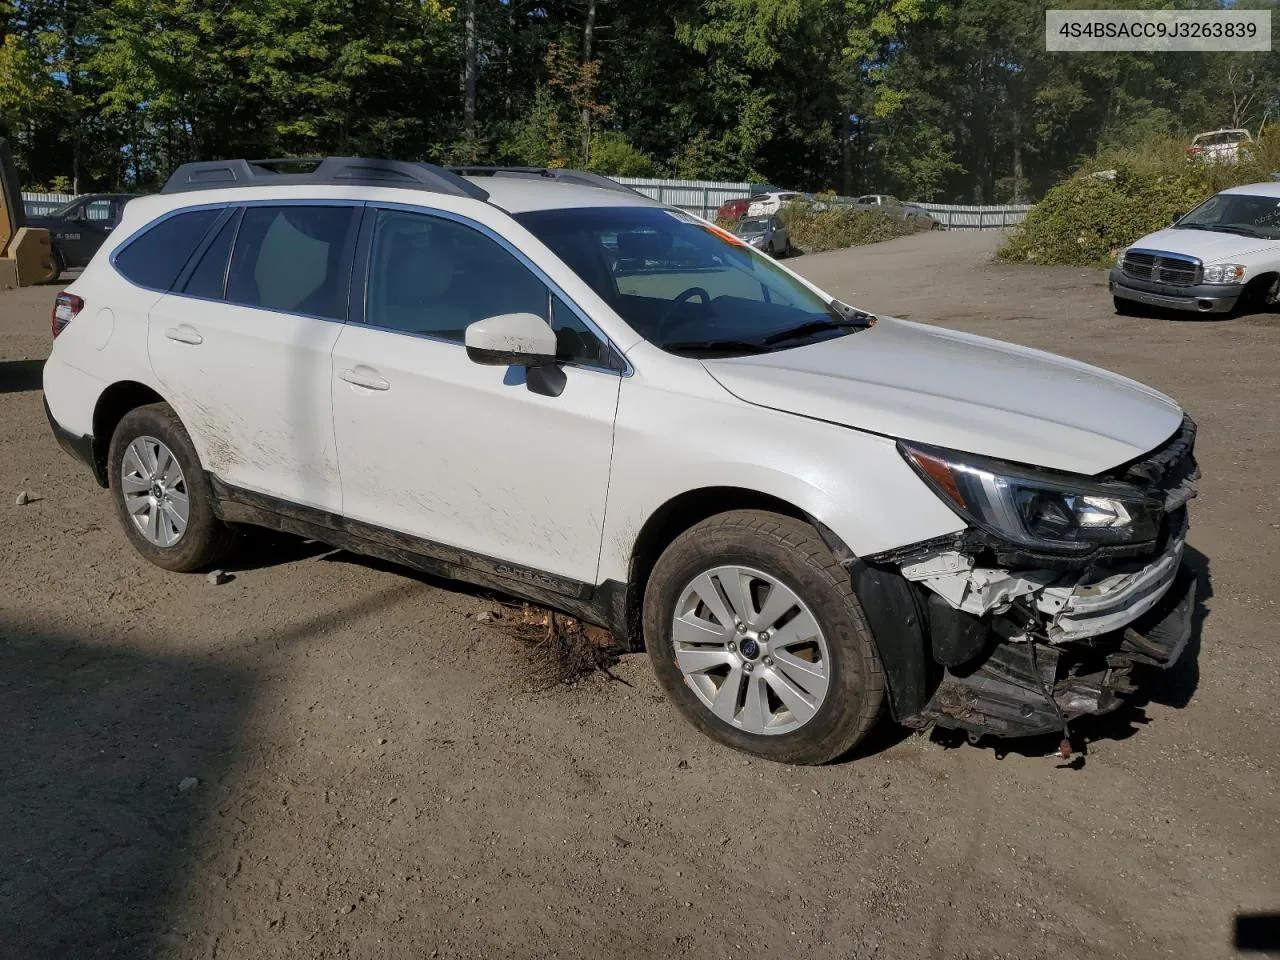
[739, 638, 761, 660]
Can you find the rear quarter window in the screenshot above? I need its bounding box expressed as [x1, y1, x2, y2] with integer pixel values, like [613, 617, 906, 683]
[113, 208, 221, 291]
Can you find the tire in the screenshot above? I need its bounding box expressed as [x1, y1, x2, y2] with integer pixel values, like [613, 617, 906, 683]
[107, 402, 236, 572]
[37, 248, 63, 285]
[643, 510, 885, 765]
[1113, 295, 1145, 317]
[1236, 274, 1278, 316]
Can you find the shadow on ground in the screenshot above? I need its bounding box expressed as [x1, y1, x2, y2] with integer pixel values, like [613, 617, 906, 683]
[0, 580, 419, 958]
[0, 358, 43, 395]
[0, 620, 253, 959]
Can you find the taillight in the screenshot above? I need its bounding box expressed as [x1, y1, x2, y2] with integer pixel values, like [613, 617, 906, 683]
[52, 292, 84, 338]
[1187, 145, 1203, 156]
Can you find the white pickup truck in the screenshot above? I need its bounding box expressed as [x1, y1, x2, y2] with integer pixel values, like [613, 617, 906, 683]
[1110, 182, 1280, 316]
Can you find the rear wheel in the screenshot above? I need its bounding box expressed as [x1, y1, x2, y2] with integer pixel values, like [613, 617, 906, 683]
[36, 248, 63, 285]
[107, 403, 236, 572]
[643, 510, 885, 765]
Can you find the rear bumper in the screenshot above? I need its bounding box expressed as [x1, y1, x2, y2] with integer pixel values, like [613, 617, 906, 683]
[44, 396, 101, 483]
[909, 565, 1197, 739]
[1109, 269, 1240, 314]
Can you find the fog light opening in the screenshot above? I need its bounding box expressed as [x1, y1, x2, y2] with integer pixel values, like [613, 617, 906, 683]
[1196, 299, 1214, 311]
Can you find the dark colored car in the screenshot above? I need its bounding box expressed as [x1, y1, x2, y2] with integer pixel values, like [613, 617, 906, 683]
[716, 198, 751, 222]
[26, 193, 138, 279]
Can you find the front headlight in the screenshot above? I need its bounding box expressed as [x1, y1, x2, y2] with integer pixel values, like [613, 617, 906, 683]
[899, 442, 1163, 554]
[1202, 263, 1246, 284]
[1115, 247, 1128, 265]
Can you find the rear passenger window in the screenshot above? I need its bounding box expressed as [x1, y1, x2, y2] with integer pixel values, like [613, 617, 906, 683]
[182, 212, 239, 300]
[114, 209, 220, 291]
[365, 209, 547, 342]
[226, 205, 359, 320]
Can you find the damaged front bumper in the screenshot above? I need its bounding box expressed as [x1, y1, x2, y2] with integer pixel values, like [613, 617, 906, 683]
[870, 417, 1201, 741]
[900, 511, 1188, 645]
[909, 565, 1196, 739]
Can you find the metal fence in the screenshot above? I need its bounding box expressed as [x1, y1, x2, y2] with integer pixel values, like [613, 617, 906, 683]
[19, 183, 1031, 230]
[911, 202, 1032, 230]
[21, 191, 75, 216]
[613, 177, 754, 218]
[613, 177, 1031, 230]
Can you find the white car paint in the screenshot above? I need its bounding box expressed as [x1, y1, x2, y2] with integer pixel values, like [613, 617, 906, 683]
[702, 316, 1182, 475]
[1188, 127, 1253, 164]
[746, 191, 801, 217]
[44, 172, 1188, 646]
[1126, 225, 1273, 264]
[1112, 181, 1280, 315]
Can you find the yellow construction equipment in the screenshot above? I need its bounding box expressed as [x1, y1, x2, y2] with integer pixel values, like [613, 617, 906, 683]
[0, 138, 56, 288]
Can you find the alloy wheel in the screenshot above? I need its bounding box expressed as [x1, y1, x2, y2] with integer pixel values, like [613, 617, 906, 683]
[120, 435, 190, 547]
[671, 565, 831, 735]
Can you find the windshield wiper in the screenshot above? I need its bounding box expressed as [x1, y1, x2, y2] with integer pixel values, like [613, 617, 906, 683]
[662, 338, 767, 355]
[761, 313, 875, 346]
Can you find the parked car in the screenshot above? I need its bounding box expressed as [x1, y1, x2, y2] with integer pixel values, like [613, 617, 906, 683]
[45, 156, 1198, 764]
[1187, 128, 1254, 164]
[853, 194, 898, 208]
[733, 214, 792, 256]
[25, 192, 137, 280]
[853, 193, 939, 229]
[716, 198, 751, 222]
[1110, 182, 1280, 317]
[23, 198, 67, 217]
[746, 190, 802, 217]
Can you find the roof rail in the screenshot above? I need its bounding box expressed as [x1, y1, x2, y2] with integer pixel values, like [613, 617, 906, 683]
[161, 156, 489, 201]
[447, 166, 642, 197]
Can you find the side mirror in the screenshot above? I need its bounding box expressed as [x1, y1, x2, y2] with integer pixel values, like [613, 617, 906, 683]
[465, 312, 557, 367]
[1171, 211, 1184, 225]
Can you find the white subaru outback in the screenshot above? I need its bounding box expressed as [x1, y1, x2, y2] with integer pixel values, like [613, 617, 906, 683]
[44, 158, 1199, 764]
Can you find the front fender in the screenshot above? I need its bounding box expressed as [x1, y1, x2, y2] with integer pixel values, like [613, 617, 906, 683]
[599, 372, 964, 585]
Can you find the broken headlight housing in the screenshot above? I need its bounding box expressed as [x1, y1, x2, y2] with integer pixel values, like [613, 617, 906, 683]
[899, 442, 1163, 554]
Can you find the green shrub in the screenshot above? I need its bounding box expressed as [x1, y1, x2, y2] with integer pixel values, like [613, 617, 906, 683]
[997, 129, 1280, 267]
[779, 202, 922, 253]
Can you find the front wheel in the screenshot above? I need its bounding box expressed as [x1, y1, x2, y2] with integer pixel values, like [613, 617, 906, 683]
[107, 402, 236, 572]
[1113, 295, 1146, 317]
[643, 510, 885, 765]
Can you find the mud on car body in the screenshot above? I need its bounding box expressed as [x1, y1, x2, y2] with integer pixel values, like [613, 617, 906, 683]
[44, 156, 1200, 765]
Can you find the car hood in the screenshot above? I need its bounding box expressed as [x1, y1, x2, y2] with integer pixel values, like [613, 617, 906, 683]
[701, 317, 1183, 475]
[1134, 227, 1276, 262]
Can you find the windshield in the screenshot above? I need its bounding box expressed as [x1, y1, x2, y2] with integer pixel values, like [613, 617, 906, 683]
[48, 199, 81, 218]
[515, 206, 848, 355]
[1176, 193, 1280, 239]
[1194, 131, 1248, 147]
[735, 217, 771, 235]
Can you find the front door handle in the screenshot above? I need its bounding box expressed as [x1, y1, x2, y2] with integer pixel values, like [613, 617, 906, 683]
[340, 367, 390, 391]
[165, 325, 203, 345]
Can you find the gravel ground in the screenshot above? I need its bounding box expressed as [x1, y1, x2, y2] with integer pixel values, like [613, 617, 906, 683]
[2, 230, 1277, 960]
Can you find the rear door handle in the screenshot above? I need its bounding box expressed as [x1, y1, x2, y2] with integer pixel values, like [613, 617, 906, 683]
[165, 325, 203, 345]
[340, 367, 390, 391]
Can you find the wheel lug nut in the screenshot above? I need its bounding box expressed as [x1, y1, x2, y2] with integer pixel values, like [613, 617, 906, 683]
[743, 662, 753, 673]
[763, 656, 773, 666]
[735, 621, 745, 632]
[727, 641, 737, 652]
[759, 631, 770, 642]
